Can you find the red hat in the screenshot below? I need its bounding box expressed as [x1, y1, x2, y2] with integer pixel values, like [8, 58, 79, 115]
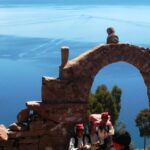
[101, 112, 109, 119]
[75, 123, 84, 130]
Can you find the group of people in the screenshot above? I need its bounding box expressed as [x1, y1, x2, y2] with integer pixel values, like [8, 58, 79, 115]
[68, 112, 131, 150]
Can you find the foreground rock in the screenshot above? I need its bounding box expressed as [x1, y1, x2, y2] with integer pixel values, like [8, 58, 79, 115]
[0, 124, 8, 141]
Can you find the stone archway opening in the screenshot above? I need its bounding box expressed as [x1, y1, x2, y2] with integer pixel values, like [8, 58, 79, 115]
[89, 61, 149, 148]
[59, 44, 150, 105]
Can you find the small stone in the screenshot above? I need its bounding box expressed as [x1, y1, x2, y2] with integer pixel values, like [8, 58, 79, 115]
[26, 101, 41, 112]
[0, 124, 8, 141]
[9, 123, 21, 131]
[17, 108, 30, 123]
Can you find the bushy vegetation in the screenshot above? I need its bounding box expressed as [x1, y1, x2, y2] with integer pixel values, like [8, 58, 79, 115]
[135, 108, 150, 149]
[88, 84, 122, 125]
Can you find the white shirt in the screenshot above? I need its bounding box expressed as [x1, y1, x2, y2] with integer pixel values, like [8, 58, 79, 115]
[68, 136, 91, 150]
[90, 134, 99, 144]
[90, 134, 100, 150]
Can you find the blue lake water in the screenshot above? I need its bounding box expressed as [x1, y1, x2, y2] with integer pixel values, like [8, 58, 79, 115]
[0, 4, 150, 148]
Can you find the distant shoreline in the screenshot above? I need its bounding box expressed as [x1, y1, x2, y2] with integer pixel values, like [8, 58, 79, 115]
[1, 3, 150, 9]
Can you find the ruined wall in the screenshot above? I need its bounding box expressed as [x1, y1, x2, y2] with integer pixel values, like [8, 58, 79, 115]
[0, 43, 150, 150]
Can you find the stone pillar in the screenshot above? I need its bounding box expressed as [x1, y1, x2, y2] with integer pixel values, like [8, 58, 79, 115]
[59, 46, 69, 78]
[141, 71, 150, 108]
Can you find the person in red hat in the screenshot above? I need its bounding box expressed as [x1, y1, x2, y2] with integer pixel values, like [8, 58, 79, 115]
[68, 123, 91, 150]
[88, 115, 101, 150]
[98, 112, 115, 150]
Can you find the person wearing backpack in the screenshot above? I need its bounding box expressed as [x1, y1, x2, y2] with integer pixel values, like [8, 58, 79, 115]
[98, 112, 115, 150]
[88, 121, 101, 150]
[68, 123, 91, 150]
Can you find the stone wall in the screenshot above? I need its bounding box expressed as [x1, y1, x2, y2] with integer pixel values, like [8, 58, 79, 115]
[0, 100, 88, 150]
[0, 43, 150, 150]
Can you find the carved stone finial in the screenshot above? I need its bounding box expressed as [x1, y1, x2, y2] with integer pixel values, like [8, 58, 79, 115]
[106, 27, 119, 44]
[59, 46, 69, 78]
[61, 46, 69, 67]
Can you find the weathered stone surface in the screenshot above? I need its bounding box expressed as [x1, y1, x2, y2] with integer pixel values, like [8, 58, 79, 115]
[26, 101, 41, 108]
[29, 120, 44, 131]
[42, 76, 91, 103]
[0, 124, 8, 141]
[4, 147, 18, 150]
[19, 144, 38, 150]
[17, 108, 30, 123]
[140, 71, 150, 103]
[0, 139, 16, 148]
[39, 135, 68, 150]
[26, 101, 87, 122]
[8, 130, 46, 139]
[9, 123, 21, 131]
[19, 138, 39, 144]
[38, 135, 53, 150]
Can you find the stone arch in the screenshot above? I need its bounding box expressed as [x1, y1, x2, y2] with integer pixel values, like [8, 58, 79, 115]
[60, 43, 150, 105]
